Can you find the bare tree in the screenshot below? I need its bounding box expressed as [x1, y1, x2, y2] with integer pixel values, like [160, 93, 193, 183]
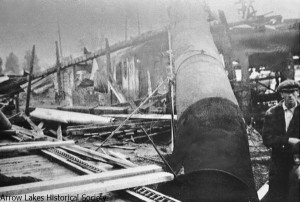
[5, 52, 21, 75]
[23, 50, 41, 73]
[0, 57, 3, 74]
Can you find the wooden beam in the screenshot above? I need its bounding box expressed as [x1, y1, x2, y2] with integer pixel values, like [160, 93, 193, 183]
[0, 141, 74, 152]
[57, 124, 62, 141]
[32, 30, 166, 80]
[103, 114, 178, 120]
[55, 41, 62, 104]
[13, 172, 173, 198]
[0, 165, 162, 196]
[15, 93, 19, 112]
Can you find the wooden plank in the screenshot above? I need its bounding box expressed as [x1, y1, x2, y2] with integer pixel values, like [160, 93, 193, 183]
[57, 124, 62, 141]
[0, 165, 163, 196]
[103, 114, 178, 120]
[25, 45, 35, 115]
[0, 141, 74, 152]
[13, 172, 173, 198]
[0, 154, 77, 181]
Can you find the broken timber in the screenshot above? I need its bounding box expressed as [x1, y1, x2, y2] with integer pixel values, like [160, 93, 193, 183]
[103, 113, 178, 120]
[20, 113, 44, 138]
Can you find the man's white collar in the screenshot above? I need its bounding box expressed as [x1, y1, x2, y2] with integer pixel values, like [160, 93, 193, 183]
[282, 102, 297, 111]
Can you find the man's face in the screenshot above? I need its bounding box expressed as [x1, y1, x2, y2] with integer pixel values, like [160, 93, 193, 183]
[280, 90, 299, 109]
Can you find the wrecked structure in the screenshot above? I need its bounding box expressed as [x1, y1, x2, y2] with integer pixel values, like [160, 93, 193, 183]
[0, 0, 299, 202]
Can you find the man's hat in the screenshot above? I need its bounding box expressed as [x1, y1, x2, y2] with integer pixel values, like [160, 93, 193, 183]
[277, 79, 300, 92]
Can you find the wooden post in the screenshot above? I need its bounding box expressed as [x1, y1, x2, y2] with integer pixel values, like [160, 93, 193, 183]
[55, 41, 62, 104]
[57, 124, 62, 141]
[105, 38, 112, 105]
[72, 65, 76, 89]
[57, 20, 64, 92]
[168, 30, 175, 152]
[15, 93, 19, 112]
[25, 45, 35, 116]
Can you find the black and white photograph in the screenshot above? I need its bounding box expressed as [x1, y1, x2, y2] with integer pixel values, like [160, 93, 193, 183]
[0, 0, 299, 201]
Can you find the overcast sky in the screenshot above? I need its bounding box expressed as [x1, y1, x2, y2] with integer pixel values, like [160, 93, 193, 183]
[0, 0, 299, 69]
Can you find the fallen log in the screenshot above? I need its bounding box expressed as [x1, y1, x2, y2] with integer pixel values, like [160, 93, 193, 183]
[30, 108, 114, 125]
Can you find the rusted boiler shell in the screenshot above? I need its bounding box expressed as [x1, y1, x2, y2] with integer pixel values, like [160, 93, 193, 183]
[164, 97, 257, 201]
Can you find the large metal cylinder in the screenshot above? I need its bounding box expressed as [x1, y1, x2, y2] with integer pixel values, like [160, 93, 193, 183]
[160, 1, 258, 201]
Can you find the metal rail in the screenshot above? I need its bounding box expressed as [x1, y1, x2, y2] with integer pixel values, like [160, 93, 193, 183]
[47, 148, 105, 173]
[127, 186, 181, 202]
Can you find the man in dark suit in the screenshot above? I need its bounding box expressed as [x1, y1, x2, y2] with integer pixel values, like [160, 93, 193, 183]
[262, 79, 300, 202]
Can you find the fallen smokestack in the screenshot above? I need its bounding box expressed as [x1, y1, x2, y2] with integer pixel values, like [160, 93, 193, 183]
[159, 1, 258, 201]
